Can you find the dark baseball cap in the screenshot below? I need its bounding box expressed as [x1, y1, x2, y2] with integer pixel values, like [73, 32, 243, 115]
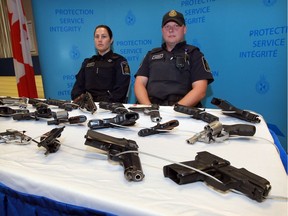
[162, 10, 185, 27]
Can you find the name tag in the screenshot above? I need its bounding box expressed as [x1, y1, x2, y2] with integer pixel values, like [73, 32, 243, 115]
[86, 62, 95, 67]
[152, 53, 164, 60]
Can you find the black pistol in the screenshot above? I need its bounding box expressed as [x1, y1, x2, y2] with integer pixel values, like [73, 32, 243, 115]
[211, 97, 261, 123]
[88, 112, 139, 129]
[73, 92, 97, 114]
[163, 151, 271, 202]
[33, 126, 65, 155]
[174, 103, 219, 123]
[45, 98, 78, 111]
[99, 101, 129, 114]
[138, 120, 179, 137]
[85, 130, 145, 182]
[13, 103, 53, 120]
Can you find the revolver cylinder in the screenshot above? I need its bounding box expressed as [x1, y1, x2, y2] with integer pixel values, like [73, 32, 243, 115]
[187, 121, 222, 144]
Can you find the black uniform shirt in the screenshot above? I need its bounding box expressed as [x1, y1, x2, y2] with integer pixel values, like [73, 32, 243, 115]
[135, 41, 214, 101]
[71, 50, 130, 102]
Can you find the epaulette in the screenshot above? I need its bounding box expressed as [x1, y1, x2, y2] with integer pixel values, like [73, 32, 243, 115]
[150, 47, 163, 54]
[183, 45, 198, 53]
[110, 53, 122, 61]
[87, 55, 97, 61]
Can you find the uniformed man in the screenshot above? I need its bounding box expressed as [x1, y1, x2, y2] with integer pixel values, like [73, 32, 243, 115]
[134, 10, 214, 107]
[71, 25, 130, 103]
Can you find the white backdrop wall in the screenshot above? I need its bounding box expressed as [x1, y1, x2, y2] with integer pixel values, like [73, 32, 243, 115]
[31, 0, 287, 148]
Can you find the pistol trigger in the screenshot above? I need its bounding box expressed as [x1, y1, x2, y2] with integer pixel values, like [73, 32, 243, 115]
[198, 130, 229, 143]
[214, 130, 229, 142]
[198, 134, 212, 143]
[204, 177, 230, 192]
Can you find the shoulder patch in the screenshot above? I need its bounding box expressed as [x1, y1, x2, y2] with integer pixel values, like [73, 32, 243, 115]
[202, 57, 211, 72]
[121, 61, 130, 75]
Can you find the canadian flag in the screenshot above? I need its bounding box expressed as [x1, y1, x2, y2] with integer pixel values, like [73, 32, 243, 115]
[7, 0, 38, 98]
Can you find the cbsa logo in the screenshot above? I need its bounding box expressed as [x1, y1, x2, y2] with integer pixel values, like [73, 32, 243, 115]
[69, 46, 80, 60]
[255, 75, 270, 94]
[125, 10, 136, 25]
[263, 0, 277, 7]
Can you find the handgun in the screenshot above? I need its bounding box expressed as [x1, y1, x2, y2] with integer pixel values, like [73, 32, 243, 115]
[85, 130, 145, 182]
[0, 106, 29, 117]
[47, 110, 87, 125]
[13, 103, 53, 120]
[0, 96, 28, 108]
[211, 97, 261, 123]
[99, 101, 129, 114]
[32, 126, 65, 155]
[73, 92, 97, 114]
[45, 98, 78, 111]
[128, 104, 162, 123]
[0, 129, 32, 144]
[174, 103, 219, 123]
[88, 112, 139, 129]
[28, 98, 46, 107]
[186, 121, 256, 144]
[163, 151, 271, 202]
[138, 120, 179, 137]
[28, 98, 78, 111]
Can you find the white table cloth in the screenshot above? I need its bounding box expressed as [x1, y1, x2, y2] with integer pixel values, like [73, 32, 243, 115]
[0, 104, 287, 216]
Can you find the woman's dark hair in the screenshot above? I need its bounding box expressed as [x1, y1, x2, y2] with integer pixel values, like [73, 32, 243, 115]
[94, 25, 113, 39]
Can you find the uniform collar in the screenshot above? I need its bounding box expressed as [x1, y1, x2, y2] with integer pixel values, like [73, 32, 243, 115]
[96, 50, 113, 60]
[162, 41, 187, 52]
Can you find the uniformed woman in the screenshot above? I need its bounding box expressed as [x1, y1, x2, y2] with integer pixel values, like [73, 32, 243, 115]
[71, 25, 131, 103]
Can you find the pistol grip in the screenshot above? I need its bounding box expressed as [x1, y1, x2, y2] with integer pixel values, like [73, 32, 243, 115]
[223, 124, 256, 136]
